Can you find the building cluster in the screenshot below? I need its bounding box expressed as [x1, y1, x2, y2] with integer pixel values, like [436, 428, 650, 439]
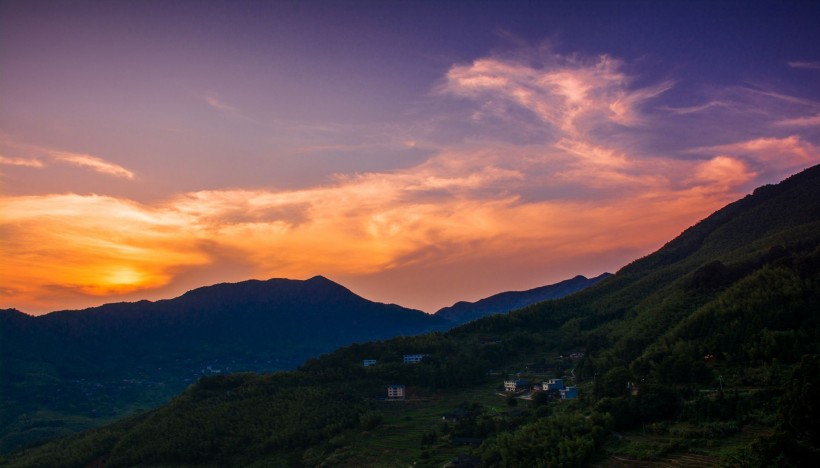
[362, 354, 427, 367]
[364, 355, 427, 399]
[402, 354, 426, 364]
[503, 377, 579, 400]
[363, 354, 428, 368]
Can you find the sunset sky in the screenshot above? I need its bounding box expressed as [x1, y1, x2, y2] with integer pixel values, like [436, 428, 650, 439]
[2, 1, 820, 315]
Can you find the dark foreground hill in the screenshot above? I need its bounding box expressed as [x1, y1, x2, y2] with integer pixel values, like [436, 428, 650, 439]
[0, 276, 450, 453]
[0, 270, 600, 454]
[434, 273, 611, 324]
[3, 165, 820, 467]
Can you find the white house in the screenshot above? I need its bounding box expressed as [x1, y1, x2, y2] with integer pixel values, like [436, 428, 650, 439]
[387, 384, 405, 399]
[543, 378, 565, 391]
[504, 379, 529, 392]
[363, 359, 377, 367]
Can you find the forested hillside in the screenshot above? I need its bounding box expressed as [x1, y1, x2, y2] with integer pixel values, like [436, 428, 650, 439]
[3, 165, 819, 467]
[0, 276, 449, 453]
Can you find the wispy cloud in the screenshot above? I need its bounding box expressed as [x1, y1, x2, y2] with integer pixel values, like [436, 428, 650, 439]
[660, 100, 731, 115]
[204, 94, 238, 114]
[441, 49, 672, 135]
[697, 135, 817, 164]
[739, 86, 820, 108]
[0, 155, 44, 167]
[51, 152, 136, 179]
[788, 61, 820, 70]
[1, 138, 136, 179]
[774, 113, 820, 128]
[691, 135, 818, 184]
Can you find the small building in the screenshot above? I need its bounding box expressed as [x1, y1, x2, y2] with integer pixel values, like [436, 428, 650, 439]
[543, 378, 565, 391]
[403, 354, 426, 364]
[504, 379, 529, 392]
[363, 359, 377, 367]
[560, 386, 579, 399]
[387, 384, 405, 399]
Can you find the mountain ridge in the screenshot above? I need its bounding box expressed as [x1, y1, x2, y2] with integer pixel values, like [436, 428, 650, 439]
[434, 273, 611, 324]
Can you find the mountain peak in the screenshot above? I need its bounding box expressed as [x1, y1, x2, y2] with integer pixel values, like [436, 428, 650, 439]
[301, 275, 352, 295]
[303, 275, 338, 287]
[306, 275, 330, 282]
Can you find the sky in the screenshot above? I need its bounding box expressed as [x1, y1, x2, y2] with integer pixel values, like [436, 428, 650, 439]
[2, 0, 820, 315]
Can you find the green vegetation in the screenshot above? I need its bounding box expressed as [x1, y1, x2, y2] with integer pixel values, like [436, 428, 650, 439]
[0, 272, 596, 453]
[0, 276, 450, 453]
[2, 165, 820, 466]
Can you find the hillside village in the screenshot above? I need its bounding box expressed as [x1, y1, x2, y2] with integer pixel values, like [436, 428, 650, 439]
[370, 353, 583, 402]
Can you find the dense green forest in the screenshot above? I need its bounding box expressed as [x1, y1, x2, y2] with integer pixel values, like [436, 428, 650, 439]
[2, 165, 820, 466]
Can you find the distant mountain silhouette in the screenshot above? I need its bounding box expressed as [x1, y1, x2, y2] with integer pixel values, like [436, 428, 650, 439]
[434, 273, 611, 324]
[0, 275, 448, 452]
[4, 275, 446, 361]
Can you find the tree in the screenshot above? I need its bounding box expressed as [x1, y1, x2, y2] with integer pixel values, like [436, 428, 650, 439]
[598, 367, 631, 398]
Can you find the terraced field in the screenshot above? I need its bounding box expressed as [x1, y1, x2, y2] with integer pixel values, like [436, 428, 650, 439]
[323, 382, 503, 467]
[596, 452, 719, 467]
[596, 424, 773, 468]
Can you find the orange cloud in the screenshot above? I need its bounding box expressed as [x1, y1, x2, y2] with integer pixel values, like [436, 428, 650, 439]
[1, 194, 208, 310]
[774, 114, 820, 128]
[0, 155, 44, 168]
[693, 135, 818, 181]
[51, 151, 136, 179]
[694, 156, 757, 191]
[0, 137, 785, 314]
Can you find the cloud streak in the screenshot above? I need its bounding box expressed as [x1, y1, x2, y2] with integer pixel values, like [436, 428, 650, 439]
[788, 61, 820, 70]
[51, 151, 136, 179]
[775, 114, 820, 128]
[204, 94, 238, 114]
[0, 155, 44, 167]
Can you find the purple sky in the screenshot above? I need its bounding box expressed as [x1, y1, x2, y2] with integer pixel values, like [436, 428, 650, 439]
[2, 0, 820, 314]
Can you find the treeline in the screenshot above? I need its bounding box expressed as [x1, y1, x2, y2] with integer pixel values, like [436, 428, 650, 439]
[6, 373, 367, 467]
